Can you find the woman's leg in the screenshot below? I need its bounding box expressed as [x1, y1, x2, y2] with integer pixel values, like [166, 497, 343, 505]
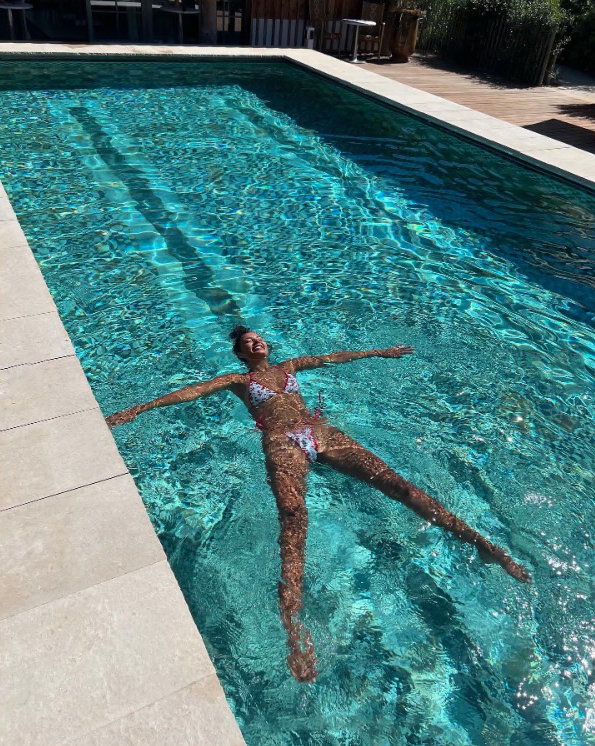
[264, 436, 317, 682]
[317, 428, 530, 583]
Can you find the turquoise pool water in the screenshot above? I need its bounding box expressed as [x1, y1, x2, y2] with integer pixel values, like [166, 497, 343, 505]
[1, 59, 594, 745]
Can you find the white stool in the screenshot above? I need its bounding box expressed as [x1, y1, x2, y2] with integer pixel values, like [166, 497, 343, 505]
[342, 18, 376, 63]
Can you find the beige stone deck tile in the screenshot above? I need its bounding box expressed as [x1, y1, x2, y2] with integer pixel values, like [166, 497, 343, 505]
[0, 43, 280, 58]
[0, 408, 126, 510]
[409, 99, 481, 114]
[473, 128, 570, 153]
[523, 147, 595, 186]
[0, 196, 16, 221]
[365, 82, 458, 104]
[0, 356, 97, 431]
[419, 109, 520, 133]
[492, 132, 574, 152]
[442, 114, 542, 137]
[287, 52, 385, 85]
[0, 311, 75, 369]
[426, 109, 575, 149]
[68, 675, 245, 746]
[0, 475, 163, 618]
[318, 66, 387, 87]
[1, 561, 215, 746]
[0, 218, 27, 248]
[421, 107, 511, 123]
[419, 112, 571, 151]
[0, 241, 57, 320]
[372, 87, 442, 105]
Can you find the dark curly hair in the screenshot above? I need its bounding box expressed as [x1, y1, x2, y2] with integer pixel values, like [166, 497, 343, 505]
[230, 325, 250, 356]
[230, 325, 272, 367]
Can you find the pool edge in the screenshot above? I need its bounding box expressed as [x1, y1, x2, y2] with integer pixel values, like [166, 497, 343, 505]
[0, 183, 246, 744]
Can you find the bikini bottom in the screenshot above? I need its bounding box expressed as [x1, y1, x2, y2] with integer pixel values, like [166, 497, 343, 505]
[286, 426, 319, 463]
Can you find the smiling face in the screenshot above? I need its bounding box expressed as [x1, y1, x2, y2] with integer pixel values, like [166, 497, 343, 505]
[237, 332, 269, 364]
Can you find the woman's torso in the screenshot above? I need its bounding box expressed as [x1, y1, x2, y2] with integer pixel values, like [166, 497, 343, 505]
[232, 365, 320, 434]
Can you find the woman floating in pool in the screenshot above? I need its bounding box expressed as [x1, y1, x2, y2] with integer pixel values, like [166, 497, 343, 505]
[106, 326, 530, 682]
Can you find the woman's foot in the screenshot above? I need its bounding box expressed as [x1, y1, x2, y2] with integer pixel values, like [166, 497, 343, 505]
[478, 545, 531, 583]
[501, 556, 531, 583]
[287, 623, 317, 682]
[287, 648, 318, 682]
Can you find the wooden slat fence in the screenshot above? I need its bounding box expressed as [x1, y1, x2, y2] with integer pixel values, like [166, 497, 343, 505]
[250, 0, 307, 47]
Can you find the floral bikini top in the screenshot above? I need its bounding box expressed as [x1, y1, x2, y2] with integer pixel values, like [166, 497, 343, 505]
[248, 371, 300, 409]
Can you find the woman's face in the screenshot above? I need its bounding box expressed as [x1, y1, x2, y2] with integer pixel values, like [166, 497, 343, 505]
[238, 332, 268, 362]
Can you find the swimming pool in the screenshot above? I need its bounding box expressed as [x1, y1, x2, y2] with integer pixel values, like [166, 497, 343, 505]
[1, 57, 594, 745]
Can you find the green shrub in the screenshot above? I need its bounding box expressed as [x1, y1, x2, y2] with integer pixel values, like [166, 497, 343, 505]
[423, 0, 562, 25]
[465, 0, 562, 24]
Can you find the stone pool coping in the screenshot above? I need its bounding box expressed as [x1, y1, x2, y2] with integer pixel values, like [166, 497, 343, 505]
[1, 44, 593, 746]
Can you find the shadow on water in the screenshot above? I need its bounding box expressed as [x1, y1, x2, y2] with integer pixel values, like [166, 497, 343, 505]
[69, 105, 242, 321]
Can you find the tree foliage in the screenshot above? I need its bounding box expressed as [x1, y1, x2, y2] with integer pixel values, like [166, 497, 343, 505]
[466, 0, 562, 25]
[422, 0, 562, 24]
[560, 0, 595, 73]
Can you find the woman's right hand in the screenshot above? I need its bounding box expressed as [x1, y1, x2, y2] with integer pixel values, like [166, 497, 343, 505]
[379, 345, 414, 359]
[105, 405, 142, 429]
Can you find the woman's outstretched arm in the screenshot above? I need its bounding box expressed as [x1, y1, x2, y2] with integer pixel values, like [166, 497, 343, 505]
[288, 346, 413, 372]
[105, 373, 244, 428]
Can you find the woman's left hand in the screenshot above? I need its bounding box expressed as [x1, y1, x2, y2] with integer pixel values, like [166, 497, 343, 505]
[105, 405, 143, 429]
[379, 346, 414, 359]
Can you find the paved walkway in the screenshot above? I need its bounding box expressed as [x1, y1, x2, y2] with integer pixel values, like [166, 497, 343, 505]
[363, 55, 595, 153]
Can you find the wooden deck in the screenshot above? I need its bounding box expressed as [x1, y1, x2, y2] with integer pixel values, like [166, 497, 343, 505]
[363, 55, 595, 153]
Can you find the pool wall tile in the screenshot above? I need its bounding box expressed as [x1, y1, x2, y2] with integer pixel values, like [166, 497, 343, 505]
[0, 474, 163, 618]
[0, 311, 75, 369]
[67, 675, 246, 746]
[0, 356, 98, 430]
[0, 561, 216, 746]
[0, 408, 127, 510]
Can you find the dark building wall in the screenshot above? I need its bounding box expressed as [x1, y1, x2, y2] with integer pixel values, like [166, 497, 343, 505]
[0, 1, 204, 44]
